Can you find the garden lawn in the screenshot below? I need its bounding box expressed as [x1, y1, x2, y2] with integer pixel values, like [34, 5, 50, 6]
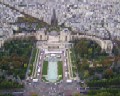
[42, 61, 48, 75]
[58, 61, 63, 75]
[29, 48, 37, 76]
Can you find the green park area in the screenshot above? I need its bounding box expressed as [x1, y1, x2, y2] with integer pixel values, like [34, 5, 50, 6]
[42, 61, 48, 75]
[42, 60, 63, 82]
[57, 61, 63, 82]
[70, 49, 77, 77]
[29, 48, 37, 76]
[42, 61, 48, 82]
[0, 37, 35, 89]
[71, 39, 120, 96]
[0, 94, 14, 96]
[58, 61, 63, 75]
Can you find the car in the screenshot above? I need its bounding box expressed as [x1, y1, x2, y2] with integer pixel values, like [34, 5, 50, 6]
[29, 83, 31, 85]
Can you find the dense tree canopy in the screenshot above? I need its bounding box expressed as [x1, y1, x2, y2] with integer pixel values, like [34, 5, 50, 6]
[0, 38, 34, 79]
[95, 92, 112, 96]
[73, 39, 105, 59]
[0, 38, 35, 89]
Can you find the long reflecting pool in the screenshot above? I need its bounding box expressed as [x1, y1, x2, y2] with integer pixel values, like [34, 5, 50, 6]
[47, 56, 58, 82]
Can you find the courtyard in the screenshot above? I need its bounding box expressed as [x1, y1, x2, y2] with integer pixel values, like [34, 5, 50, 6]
[42, 54, 63, 82]
[41, 50, 65, 83]
[24, 45, 80, 96]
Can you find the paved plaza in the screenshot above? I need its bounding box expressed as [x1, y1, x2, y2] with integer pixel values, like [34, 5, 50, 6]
[24, 48, 80, 96]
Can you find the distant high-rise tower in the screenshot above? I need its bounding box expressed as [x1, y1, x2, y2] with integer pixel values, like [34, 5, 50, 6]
[51, 9, 58, 26]
[101, 18, 105, 27]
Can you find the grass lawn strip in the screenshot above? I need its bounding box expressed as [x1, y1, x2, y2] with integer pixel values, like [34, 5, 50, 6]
[70, 49, 77, 77]
[42, 61, 48, 75]
[31, 49, 39, 77]
[29, 48, 37, 76]
[58, 61, 63, 76]
[57, 61, 63, 82]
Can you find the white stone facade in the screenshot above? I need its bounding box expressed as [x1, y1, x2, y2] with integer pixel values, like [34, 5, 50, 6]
[35, 28, 113, 53]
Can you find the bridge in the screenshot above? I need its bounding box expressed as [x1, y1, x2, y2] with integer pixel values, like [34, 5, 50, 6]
[72, 34, 113, 54]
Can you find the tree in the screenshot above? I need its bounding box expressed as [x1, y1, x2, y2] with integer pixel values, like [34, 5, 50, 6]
[12, 60, 22, 68]
[31, 93, 38, 96]
[72, 92, 80, 96]
[74, 39, 88, 58]
[99, 57, 112, 68]
[88, 48, 93, 58]
[80, 59, 89, 70]
[104, 69, 113, 78]
[84, 70, 89, 79]
[95, 92, 112, 96]
[116, 92, 120, 96]
[93, 60, 98, 68]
